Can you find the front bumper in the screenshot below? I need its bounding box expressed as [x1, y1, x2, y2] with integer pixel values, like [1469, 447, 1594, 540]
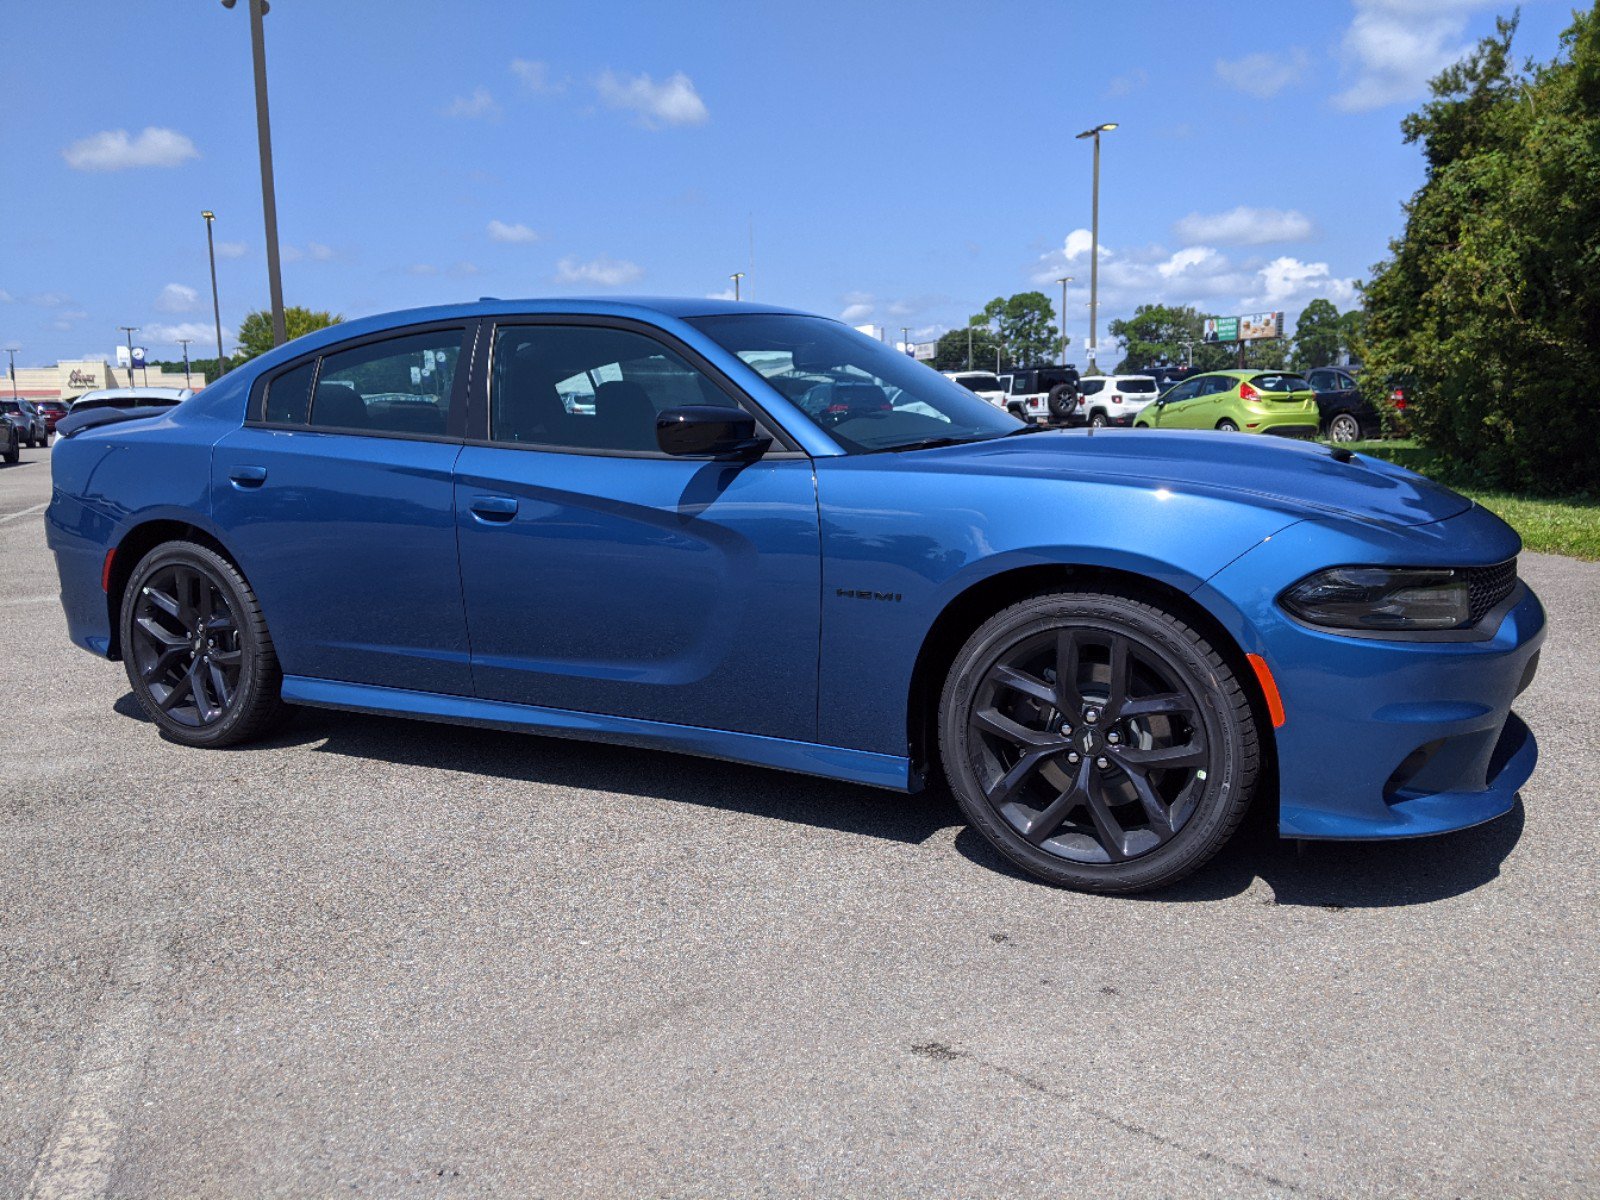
[1197, 508, 1545, 840]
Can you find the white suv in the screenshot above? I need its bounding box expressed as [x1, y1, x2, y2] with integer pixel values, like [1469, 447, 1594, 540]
[941, 370, 1008, 411]
[1076, 375, 1160, 427]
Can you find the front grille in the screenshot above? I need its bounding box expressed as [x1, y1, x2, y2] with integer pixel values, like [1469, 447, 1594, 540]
[1466, 559, 1518, 624]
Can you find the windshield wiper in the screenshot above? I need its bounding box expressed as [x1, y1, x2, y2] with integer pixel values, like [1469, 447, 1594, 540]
[1000, 423, 1050, 436]
[867, 435, 984, 454]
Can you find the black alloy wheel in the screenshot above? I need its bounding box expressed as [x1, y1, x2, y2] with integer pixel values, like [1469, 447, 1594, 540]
[1047, 384, 1076, 421]
[940, 592, 1258, 893]
[121, 541, 289, 747]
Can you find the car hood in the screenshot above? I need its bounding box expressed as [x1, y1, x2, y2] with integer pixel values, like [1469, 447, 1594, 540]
[908, 429, 1473, 528]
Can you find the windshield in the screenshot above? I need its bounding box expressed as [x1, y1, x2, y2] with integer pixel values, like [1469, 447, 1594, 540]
[689, 314, 1021, 452]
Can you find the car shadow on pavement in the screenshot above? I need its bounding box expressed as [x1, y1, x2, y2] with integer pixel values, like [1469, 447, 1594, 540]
[115, 693, 963, 847]
[115, 693, 1525, 900]
[954, 793, 1527, 908]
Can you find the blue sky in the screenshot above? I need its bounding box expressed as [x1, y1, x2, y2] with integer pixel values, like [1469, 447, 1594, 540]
[0, 0, 1571, 365]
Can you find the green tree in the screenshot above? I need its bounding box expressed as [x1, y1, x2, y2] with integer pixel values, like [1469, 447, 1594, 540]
[1291, 299, 1345, 369]
[1108, 305, 1233, 374]
[932, 323, 1003, 372]
[978, 292, 1060, 367]
[236, 306, 344, 362]
[1363, 10, 1600, 493]
[152, 356, 241, 384]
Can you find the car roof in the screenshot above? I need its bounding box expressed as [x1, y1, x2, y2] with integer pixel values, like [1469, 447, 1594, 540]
[74, 387, 193, 400]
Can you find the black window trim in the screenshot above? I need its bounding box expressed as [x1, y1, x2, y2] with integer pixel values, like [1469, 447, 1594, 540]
[245, 319, 480, 445]
[468, 314, 808, 460]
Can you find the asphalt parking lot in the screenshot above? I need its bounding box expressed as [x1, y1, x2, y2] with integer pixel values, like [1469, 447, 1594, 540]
[2, 449, 1597, 1198]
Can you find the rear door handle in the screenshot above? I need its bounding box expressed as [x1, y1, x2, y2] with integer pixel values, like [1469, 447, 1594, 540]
[469, 495, 519, 523]
[229, 465, 268, 488]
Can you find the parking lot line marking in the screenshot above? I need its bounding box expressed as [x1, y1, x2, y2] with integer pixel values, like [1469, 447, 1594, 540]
[0, 501, 48, 526]
[24, 937, 163, 1200]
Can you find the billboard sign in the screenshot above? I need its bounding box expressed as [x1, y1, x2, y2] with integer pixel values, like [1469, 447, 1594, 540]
[1239, 312, 1284, 341]
[131, 346, 148, 368]
[1203, 316, 1238, 343]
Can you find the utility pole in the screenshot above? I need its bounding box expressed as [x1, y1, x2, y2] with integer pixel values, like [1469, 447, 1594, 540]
[178, 338, 193, 387]
[4, 347, 19, 399]
[223, 0, 286, 346]
[966, 324, 973, 371]
[1055, 276, 1073, 366]
[202, 210, 227, 374]
[730, 271, 744, 301]
[1075, 122, 1117, 371]
[119, 326, 139, 388]
[901, 326, 911, 356]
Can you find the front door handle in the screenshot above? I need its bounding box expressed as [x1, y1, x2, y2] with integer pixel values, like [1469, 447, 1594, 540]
[229, 465, 268, 488]
[469, 495, 519, 523]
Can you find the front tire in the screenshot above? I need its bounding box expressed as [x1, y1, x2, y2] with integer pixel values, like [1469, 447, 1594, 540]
[1327, 413, 1361, 443]
[120, 541, 289, 748]
[939, 591, 1259, 893]
[1089, 411, 1109, 429]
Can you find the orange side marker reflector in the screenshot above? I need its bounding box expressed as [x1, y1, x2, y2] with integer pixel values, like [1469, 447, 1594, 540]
[1246, 653, 1286, 728]
[101, 547, 116, 593]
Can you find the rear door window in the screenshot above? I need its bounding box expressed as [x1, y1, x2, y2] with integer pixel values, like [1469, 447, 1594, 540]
[1080, 379, 1104, 396]
[311, 329, 465, 436]
[264, 361, 316, 424]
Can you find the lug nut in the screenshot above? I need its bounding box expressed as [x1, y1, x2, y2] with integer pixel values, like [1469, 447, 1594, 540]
[1096, 756, 1109, 769]
[1067, 752, 1080, 764]
[1059, 723, 1072, 736]
[1084, 709, 1099, 724]
[1107, 732, 1120, 744]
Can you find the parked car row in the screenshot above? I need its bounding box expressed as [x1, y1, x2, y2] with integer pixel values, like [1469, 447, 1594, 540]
[1, 398, 52, 451]
[946, 361, 1386, 442]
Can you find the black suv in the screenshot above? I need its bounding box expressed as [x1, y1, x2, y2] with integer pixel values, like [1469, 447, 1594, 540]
[999, 365, 1081, 424]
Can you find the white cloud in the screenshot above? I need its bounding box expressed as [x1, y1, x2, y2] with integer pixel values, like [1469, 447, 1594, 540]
[487, 219, 539, 244]
[1215, 49, 1310, 99]
[449, 261, 480, 277]
[156, 283, 199, 313]
[214, 240, 247, 259]
[511, 59, 564, 93]
[706, 287, 738, 301]
[0, 289, 13, 303]
[1174, 206, 1315, 246]
[1246, 256, 1358, 308]
[595, 70, 709, 128]
[406, 263, 439, 277]
[1332, 0, 1495, 112]
[409, 261, 479, 278]
[554, 255, 643, 286]
[840, 303, 874, 323]
[1030, 229, 1114, 283]
[1157, 246, 1225, 278]
[145, 321, 229, 348]
[443, 87, 500, 120]
[1105, 68, 1148, 98]
[27, 291, 71, 307]
[281, 242, 336, 263]
[62, 127, 198, 171]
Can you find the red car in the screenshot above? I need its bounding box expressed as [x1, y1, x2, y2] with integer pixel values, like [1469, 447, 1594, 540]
[35, 400, 69, 433]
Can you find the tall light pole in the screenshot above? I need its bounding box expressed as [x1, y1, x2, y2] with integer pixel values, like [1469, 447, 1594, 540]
[901, 326, 911, 356]
[177, 338, 193, 387]
[1055, 276, 1074, 366]
[202, 210, 226, 374]
[730, 271, 744, 301]
[1074, 122, 1117, 371]
[118, 326, 139, 388]
[4, 347, 19, 399]
[222, 0, 286, 347]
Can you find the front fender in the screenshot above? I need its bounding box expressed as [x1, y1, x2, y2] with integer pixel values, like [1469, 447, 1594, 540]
[815, 458, 1304, 755]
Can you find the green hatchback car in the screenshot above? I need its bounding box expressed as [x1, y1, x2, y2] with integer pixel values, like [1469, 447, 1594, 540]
[1133, 370, 1319, 438]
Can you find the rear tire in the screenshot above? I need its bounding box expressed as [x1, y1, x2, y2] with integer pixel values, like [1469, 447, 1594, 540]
[1217, 419, 1240, 432]
[120, 541, 290, 748]
[939, 590, 1259, 893]
[1089, 411, 1109, 429]
[3, 434, 17, 464]
[1047, 384, 1076, 423]
[1327, 413, 1360, 443]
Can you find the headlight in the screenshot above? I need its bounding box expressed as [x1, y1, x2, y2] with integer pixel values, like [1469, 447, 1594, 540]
[1280, 567, 1472, 631]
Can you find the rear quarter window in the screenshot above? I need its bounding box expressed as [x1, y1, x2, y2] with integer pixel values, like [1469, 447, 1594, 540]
[1119, 378, 1157, 394]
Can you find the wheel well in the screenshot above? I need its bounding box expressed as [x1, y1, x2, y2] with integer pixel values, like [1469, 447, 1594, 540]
[904, 564, 1277, 791]
[104, 520, 240, 660]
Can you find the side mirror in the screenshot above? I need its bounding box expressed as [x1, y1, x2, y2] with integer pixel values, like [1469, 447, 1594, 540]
[655, 405, 771, 459]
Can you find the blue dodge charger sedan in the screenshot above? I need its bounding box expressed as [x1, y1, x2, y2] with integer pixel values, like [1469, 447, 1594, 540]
[46, 299, 1544, 892]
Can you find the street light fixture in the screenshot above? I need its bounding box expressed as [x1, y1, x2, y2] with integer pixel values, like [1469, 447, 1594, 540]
[1074, 122, 1117, 370]
[202, 210, 227, 375]
[4, 347, 19, 399]
[221, 0, 286, 348]
[1055, 276, 1074, 366]
[118, 326, 139, 388]
[730, 271, 745, 301]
